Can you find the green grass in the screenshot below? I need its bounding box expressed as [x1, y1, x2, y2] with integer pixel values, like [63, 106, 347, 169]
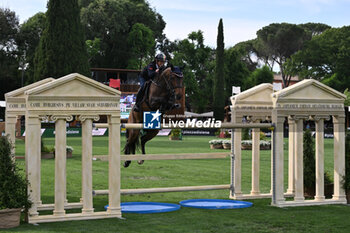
[5, 136, 350, 232]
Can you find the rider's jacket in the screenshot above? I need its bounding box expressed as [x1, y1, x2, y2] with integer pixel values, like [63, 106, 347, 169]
[141, 61, 161, 81]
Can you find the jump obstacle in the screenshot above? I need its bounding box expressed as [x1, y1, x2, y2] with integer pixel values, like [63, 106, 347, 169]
[4, 74, 347, 224]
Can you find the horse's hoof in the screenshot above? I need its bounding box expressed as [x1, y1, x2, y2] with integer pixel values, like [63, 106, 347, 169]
[137, 160, 144, 165]
[123, 161, 131, 168]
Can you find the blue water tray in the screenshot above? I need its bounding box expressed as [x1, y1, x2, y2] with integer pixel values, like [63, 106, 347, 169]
[179, 199, 253, 209]
[104, 202, 181, 214]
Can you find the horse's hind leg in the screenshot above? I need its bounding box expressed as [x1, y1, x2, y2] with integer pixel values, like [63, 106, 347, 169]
[123, 129, 140, 168]
[123, 143, 131, 168]
[138, 130, 159, 165]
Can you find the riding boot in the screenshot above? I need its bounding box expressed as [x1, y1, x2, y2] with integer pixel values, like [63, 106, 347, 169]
[133, 85, 146, 112]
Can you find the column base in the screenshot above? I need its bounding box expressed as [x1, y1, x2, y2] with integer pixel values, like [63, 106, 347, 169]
[230, 191, 242, 199]
[82, 208, 94, 214]
[332, 195, 347, 201]
[250, 191, 260, 196]
[107, 207, 121, 214]
[294, 197, 305, 202]
[53, 210, 66, 216]
[29, 210, 39, 217]
[314, 196, 325, 201]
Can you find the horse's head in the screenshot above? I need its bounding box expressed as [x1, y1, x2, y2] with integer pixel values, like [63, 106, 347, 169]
[169, 65, 184, 101]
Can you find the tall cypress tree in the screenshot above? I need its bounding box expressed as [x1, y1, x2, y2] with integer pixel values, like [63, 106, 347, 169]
[34, 0, 89, 81]
[213, 18, 225, 120]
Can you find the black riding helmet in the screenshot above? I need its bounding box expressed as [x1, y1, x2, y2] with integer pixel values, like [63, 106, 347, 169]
[155, 53, 166, 62]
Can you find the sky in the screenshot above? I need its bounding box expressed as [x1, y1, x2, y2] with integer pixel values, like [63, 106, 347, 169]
[1, 0, 350, 48]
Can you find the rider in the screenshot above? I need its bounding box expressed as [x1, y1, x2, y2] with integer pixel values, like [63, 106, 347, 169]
[133, 53, 166, 112]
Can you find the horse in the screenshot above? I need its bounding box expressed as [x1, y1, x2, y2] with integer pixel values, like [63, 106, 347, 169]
[123, 66, 184, 167]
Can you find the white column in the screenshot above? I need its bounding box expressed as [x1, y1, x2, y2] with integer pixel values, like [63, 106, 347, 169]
[315, 117, 325, 201]
[25, 114, 42, 217]
[233, 115, 242, 198]
[287, 116, 296, 194]
[5, 114, 17, 157]
[294, 117, 305, 202]
[332, 115, 346, 201]
[52, 116, 68, 216]
[79, 115, 99, 214]
[251, 119, 260, 196]
[272, 114, 285, 205]
[107, 115, 121, 215]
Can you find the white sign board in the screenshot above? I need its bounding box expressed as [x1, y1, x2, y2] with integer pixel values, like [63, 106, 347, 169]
[273, 82, 283, 91]
[92, 128, 107, 136]
[232, 86, 241, 95]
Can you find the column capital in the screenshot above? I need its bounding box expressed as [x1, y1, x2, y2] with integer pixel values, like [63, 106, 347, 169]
[332, 115, 346, 124]
[50, 115, 73, 122]
[288, 115, 296, 123]
[78, 115, 100, 122]
[246, 116, 262, 123]
[310, 115, 330, 121]
[294, 115, 309, 121]
[275, 115, 285, 123]
[39, 115, 49, 121]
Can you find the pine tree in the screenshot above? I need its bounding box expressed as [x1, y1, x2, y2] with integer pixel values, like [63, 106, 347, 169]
[213, 19, 225, 120]
[34, 0, 89, 81]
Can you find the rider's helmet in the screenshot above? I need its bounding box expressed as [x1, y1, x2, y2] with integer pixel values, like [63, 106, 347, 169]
[155, 53, 166, 62]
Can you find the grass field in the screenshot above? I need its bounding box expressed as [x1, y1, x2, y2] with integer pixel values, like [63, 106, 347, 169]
[5, 136, 350, 232]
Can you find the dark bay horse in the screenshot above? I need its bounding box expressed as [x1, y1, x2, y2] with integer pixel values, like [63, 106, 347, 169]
[123, 66, 184, 167]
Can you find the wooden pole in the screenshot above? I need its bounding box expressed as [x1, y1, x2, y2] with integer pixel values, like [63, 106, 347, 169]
[94, 184, 231, 195]
[94, 122, 273, 129]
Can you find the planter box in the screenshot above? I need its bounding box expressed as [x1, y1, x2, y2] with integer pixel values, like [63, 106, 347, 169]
[169, 136, 182, 141]
[41, 152, 54, 159]
[223, 143, 231, 150]
[210, 144, 223, 149]
[0, 208, 21, 229]
[241, 144, 271, 150]
[41, 152, 72, 159]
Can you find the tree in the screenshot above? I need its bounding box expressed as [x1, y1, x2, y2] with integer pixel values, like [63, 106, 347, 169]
[245, 65, 274, 89]
[156, 34, 176, 63]
[81, 0, 165, 68]
[0, 8, 21, 100]
[299, 22, 331, 37]
[224, 47, 250, 102]
[17, 12, 46, 84]
[232, 39, 258, 71]
[86, 37, 101, 64]
[34, 0, 90, 81]
[256, 23, 311, 87]
[286, 26, 350, 92]
[213, 18, 225, 120]
[172, 31, 214, 112]
[127, 23, 155, 69]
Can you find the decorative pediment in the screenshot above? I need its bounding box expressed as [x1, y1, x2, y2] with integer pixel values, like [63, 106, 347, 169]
[5, 78, 55, 99]
[231, 83, 273, 107]
[25, 73, 120, 97]
[273, 79, 346, 102]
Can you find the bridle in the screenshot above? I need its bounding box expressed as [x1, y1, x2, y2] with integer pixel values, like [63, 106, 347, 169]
[152, 69, 183, 95]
